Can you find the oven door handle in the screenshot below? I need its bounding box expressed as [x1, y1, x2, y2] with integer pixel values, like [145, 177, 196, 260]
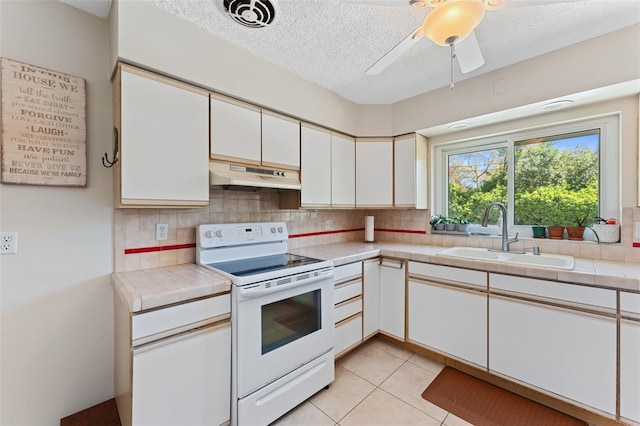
[238, 270, 333, 299]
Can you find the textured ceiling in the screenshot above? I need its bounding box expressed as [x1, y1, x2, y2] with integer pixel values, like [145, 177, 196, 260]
[58, 0, 112, 19]
[61, 0, 640, 105]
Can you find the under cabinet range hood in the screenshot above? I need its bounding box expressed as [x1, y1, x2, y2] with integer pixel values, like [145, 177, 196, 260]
[209, 161, 301, 190]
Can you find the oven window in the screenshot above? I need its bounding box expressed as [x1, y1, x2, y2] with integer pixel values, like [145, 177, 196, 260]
[261, 289, 321, 355]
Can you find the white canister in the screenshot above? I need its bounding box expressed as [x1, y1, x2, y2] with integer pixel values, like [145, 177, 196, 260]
[591, 224, 620, 243]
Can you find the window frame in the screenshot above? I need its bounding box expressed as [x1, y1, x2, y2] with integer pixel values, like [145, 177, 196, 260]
[432, 114, 620, 238]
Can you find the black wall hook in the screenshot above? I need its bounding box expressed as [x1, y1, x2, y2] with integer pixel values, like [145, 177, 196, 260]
[102, 127, 119, 168]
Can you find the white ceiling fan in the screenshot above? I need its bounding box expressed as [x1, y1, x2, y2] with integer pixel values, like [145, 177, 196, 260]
[354, 0, 584, 83]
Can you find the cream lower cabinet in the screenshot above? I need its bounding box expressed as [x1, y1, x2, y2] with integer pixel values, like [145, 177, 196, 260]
[363, 258, 380, 339]
[620, 292, 640, 423]
[115, 64, 210, 208]
[488, 274, 616, 415]
[407, 262, 487, 367]
[115, 292, 231, 426]
[333, 262, 363, 357]
[132, 323, 231, 426]
[378, 258, 405, 340]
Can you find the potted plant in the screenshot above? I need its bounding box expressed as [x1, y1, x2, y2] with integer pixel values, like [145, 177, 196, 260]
[566, 210, 588, 241]
[453, 214, 470, 233]
[430, 214, 447, 231]
[566, 210, 600, 242]
[547, 225, 565, 239]
[444, 216, 457, 232]
[531, 225, 547, 238]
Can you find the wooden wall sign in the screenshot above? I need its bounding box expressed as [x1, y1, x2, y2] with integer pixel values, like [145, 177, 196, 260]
[1, 58, 86, 187]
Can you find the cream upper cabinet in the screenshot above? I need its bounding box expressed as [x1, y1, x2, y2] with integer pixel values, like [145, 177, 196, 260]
[331, 133, 355, 208]
[394, 134, 428, 209]
[301, 125, 331, 207]
[356, 138, 393, 208]
[115, 64, 209, 208]
[210, 95, 261, 165]
[262, 112, 300, 170]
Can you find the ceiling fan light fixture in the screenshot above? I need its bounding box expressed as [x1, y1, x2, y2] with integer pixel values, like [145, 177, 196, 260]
[422, 0, 486, 46]
[409, 0, 430, 8]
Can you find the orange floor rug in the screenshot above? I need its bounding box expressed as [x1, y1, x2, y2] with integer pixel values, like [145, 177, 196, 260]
[421, 367, 588, 426]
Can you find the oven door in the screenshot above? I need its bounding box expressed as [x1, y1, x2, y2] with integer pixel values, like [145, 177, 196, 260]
[234, 268, 334, 398]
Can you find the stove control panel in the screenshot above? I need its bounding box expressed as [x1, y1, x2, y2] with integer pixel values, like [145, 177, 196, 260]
[197, 222, 288, 249]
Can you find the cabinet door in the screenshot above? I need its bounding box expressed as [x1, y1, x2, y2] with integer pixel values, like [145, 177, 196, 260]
[301, 125, 331, 207]
[262, 112, 300, 170]
[620, 292, 640, 423]
[132, 322, 231, 426]
[356, 139, 393, 208]
[489, 296, 616, 414]
[210, 96, 261, 164]
[379, 259, 405, 340]
[331, 134, 355, 208]
[394, 134, 427, 209]
[119, 68, 209, 207]
[363, 259, 380, 339]
[408, 279, 487, 367]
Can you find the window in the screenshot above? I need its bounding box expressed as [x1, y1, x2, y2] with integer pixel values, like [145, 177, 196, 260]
[433, 115, 619, 237]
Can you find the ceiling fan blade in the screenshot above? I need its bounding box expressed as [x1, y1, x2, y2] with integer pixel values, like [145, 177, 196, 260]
[455, 31, 484, 74]
[366, 27, 424, 75]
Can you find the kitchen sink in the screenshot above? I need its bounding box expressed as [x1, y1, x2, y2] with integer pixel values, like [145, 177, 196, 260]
[437, 246, 575, 270]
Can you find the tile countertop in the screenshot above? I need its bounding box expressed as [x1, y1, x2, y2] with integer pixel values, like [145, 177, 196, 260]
[113, 242, 640, 314]
[113, 263, 231, 313]
[289, 242, 640, 292]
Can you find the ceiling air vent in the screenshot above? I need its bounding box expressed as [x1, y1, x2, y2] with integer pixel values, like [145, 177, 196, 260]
[221, 0, 279, 28]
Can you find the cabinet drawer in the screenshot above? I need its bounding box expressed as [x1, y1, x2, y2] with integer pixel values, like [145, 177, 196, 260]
[335, 314, 363, 356]
[132, 294, 230, 342]
[335, 279, 362, 305]
[334, 262, 362, 283]
[409, 262, 486, 287]
[490, 274, 616, 309]
[621, 292, 640, 316]
[334, 296, 362, 323]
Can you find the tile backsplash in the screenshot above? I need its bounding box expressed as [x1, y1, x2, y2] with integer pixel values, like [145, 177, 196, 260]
[114, 189, 640, 272]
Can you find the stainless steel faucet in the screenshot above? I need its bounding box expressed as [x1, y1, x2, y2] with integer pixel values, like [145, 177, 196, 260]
[481, 202, 524, 253]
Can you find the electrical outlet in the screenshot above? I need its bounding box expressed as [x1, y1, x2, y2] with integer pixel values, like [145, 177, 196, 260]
[325, 220, 333, 230]
[156, 224, 168, 241]
[0, 232, 18, 255]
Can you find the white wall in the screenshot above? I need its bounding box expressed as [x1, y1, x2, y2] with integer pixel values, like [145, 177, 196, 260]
[391, 24, 640, 135]
[0, 1, 114, 424]
[111, 0, 369, 136]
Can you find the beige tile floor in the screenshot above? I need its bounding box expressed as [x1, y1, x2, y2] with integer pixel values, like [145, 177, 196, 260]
[271, 337, 472, 426]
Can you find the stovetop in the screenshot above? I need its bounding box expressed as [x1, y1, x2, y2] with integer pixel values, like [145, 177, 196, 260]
[196, 222, 333, 285]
